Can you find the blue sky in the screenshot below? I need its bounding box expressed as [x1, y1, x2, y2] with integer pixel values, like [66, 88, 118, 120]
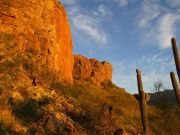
[60, 0, 180, 93]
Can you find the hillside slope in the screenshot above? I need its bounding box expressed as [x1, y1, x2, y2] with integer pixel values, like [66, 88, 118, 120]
[149, 90, 176, 106]
[0, 0, 180, 135]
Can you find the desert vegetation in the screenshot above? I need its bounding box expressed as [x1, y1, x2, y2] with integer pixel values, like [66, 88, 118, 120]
[0, 0, 180, 134]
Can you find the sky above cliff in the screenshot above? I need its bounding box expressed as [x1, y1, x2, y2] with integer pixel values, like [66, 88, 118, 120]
[60, 0, 180, 93]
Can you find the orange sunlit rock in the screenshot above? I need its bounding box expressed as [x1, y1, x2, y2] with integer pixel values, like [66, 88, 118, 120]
[73, 55, 112, 85]
[90, 59, 112, 85]
[0, 0, 73, 83]
[73, 55, 92, 80]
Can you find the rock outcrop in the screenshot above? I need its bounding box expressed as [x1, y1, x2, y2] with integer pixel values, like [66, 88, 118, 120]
[90, 59, 112, 85]
[0, 0, 73, 83]
[73, 55, 92, 80]
[73, 55, 112, 85]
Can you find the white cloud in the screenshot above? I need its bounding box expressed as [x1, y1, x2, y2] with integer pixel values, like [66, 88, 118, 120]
[97, 5, 112, 17]
[158, 13, 180, 49]
[138, 1, 161, 27]
[60, 0, 77, 5]
[66, 5, 109, 45]
[68, 6, 79, 15]
[112, 53, 175, 93]
[71, 14, 108, 44]
[115, 0, 128, 7]
[137, 0, 180, 49]
[166, 0, 180, 7]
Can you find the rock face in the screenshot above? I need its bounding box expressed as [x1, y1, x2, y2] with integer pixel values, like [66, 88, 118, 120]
[0, 0, 73, 83]
[73, 55, 112, 85]
[90, 59, 112, 85]
[73, 55, 92, 80]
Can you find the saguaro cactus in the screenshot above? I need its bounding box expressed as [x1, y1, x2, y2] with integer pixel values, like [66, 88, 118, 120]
[136, 69, 149, 135]
[171, 38, 180, 82]
[170, 72, 180, 105]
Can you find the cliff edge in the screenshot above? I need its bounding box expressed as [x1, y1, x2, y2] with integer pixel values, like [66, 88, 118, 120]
[0, 0, 73, 83]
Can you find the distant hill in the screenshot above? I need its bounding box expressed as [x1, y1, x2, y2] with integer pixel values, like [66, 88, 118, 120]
[148, 90, 177, 106]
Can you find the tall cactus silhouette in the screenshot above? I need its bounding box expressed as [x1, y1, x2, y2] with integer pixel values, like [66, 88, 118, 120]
[171, 38, 180, 82]
[136, 69, 149, 135]
[170, 72, 180, 105]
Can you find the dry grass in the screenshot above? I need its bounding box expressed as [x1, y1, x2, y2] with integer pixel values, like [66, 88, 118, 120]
[0, 41, 179, 134]
[0, 106, 27, 134]
[51, 80, 142, 134]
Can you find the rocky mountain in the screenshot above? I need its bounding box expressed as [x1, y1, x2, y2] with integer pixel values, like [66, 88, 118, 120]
[0, 0, 114, 85]
[0, 0, 179, 135]
[0, 0, 73, 83]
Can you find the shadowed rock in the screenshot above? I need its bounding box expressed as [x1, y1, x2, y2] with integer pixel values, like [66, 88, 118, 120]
[114, 128, 127, 135]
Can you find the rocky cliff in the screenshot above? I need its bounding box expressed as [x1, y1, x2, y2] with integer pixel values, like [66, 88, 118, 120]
[73, 55, 112, 85]
[0, 0, 113, 85]
[0, 0, 73, 83]
[73, 55, 92, 80]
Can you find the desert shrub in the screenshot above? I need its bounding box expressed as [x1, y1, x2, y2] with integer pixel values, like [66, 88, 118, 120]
[0, 74, 13, 90]
[11, 86, 54, 123]
[0, 33, 17, 59]
[40, 69, 60, 86]
[50, 83, 70, 95]
[0, 60, 16, 73]
[58, 1, 64, 8]
[70, 84, 84, 98]
[0, 62, 31, 90]
[0, 120, 5, 135]
[28, 127, 37, 135]
[149, 106, 180, 134]
[0, 32, 15, 46]
[2, 0, 12, 6]
[0, 105, 27, 134]
[13, 99, 45, 122]
[67, 82, 141, 134]
[19, 32, 25, 36]
[101, 80, 116, 89]
[13, 54, 28, 65]
[61, 129, 69, 135]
